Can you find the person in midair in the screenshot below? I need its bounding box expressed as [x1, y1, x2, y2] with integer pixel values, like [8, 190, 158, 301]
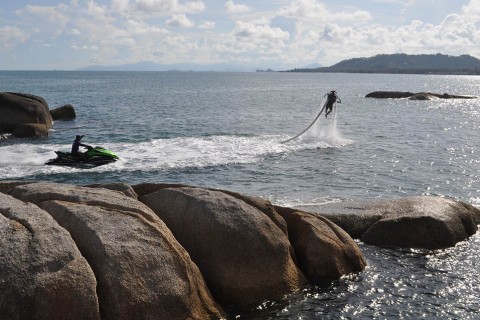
[325, 90, 341, 118]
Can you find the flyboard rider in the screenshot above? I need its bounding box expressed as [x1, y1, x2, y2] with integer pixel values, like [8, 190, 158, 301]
[325, 90, 341, 118]
[280, 90, 342, 143]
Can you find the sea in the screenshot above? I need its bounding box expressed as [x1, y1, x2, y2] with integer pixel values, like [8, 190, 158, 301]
[0, 71, 479, 319]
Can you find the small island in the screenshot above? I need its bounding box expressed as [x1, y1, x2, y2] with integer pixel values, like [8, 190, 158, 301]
[365, 91, 477, 100]
[285, 53, 480, 75]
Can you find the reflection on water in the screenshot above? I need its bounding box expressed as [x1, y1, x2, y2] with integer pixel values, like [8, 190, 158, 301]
[235, 233, 480, 319]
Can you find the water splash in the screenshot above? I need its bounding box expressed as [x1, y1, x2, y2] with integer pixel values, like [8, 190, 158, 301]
[297, 106, 352, 147]
[0, 134, 351, 180]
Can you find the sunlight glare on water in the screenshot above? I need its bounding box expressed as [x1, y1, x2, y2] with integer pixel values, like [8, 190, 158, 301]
[235, 233, 480, 319]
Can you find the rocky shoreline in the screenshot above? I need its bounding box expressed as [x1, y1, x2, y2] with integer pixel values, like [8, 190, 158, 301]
[1, 180, 478, 319]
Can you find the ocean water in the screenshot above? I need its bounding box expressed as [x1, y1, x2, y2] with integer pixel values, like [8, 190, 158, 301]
[1, 71, 479, 318]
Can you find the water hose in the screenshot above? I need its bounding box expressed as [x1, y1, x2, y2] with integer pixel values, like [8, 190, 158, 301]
[281, 98, 329, 144]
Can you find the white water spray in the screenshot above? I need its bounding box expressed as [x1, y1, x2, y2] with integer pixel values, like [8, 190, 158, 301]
[0, 132, 352, 180]
[282, 96, 349, 146]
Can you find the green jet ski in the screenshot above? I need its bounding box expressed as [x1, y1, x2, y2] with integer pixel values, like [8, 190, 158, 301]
[46, 146, 119, 168]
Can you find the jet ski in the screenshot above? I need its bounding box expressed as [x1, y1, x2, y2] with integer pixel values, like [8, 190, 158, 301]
[45, 146, 119, 168]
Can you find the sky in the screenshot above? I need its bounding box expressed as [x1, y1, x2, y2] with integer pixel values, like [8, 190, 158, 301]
[0, 0, 479, 70]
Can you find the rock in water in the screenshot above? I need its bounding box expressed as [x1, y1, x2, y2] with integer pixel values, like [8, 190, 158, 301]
[360, 197, 478, 249]
[140, 187, 307, 307]
[12, 123, 49, 137]
[319, 196, 480, 249]
[0, 92, 53, 136]
[50, 104, 76, 120]
[275, 206, 367, 284]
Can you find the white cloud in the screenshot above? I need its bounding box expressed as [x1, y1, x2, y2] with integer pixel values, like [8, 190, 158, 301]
[21, 4, 69, 24]
[133, 0, 205, 15]
[369, 0, 410, 3]
[0, 26, 29, 49]
[462, 0, 480, 18]
[71, 42, 99, 51]
[70, 28, 81, 35]
[15, 4, 71, 39]
[234, 20, 289, 42]
[111, 0, 131, 14]
[216, 18, 291, 64]
[166, 14, 195, 27]
[277, 0, 328, 19]
[224, 0, 252, 14]
[125, 19, 168, 34]
[1, 0, 479, 69]
[277, 0, 370, 23]
[133, 0, 175, 14]
[309, 6, 480, 65]
[199, 21, 215, 29]
[179, 1, 205, 14]
[86, 0, 108, 17]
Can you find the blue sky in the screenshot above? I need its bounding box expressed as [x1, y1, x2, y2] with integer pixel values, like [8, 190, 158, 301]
[1, 0, 478, 70]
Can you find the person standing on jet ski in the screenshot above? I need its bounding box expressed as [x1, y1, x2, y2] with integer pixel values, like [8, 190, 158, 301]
[325, 90, 341, 118]
[72, 135, 91, 160]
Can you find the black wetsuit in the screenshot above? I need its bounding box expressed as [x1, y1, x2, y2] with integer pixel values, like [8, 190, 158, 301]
[325, 92, 341, 117]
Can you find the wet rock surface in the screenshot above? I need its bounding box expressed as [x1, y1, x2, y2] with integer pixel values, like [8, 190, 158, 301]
[1, 180, 478, 318]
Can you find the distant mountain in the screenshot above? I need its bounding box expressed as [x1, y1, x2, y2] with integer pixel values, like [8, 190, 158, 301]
[76, 61, 256, 72]
[286, 53, 480, 75]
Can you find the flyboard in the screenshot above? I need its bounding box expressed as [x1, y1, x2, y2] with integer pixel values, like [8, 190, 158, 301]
[281, 98, 330, 144]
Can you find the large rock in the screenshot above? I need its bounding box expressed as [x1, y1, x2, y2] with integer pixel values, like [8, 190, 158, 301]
[10, 181, 158, 221]
[12, 123, 49, 138]
[133, 182, 288, 236]
[365, 91, 414, 98]
[408, 92, 477, 100]
[365, 91, 477, 99]
[216, 188, 289, 236]
[275, 206, 367, 284]
[0, 92, 53, 135]
[85, 182, 138, 199]
[133, 182, 190, 197]
[315, 196, 480, 249]
[408, 93, 431, 100]
[0, 192, 100, 319]
[140, 187, 307, 307]
[0, 180, 31, 194]
[9, 182, 225, 320]
[50, 104, 76, 120]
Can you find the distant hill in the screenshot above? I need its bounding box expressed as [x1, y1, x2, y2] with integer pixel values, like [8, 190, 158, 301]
[286, 53, 480, 75]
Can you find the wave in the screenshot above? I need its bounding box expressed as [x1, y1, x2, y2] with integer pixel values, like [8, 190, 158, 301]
[0, 132, 353, 179]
